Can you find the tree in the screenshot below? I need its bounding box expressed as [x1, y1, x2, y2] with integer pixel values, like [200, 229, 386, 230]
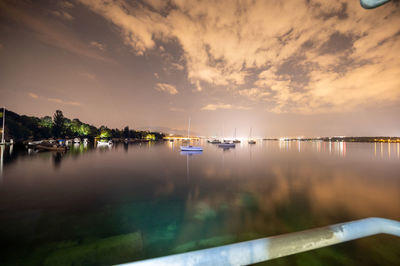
[53, 110, 65, 138]
[123, 126, 129, 138]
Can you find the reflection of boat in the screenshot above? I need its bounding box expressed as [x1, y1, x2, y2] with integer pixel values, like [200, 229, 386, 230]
[180, 150, 203, 155]
[169, 139, 174, 142]
[218, 143, 235, 148]
[180, 117, 203, 151]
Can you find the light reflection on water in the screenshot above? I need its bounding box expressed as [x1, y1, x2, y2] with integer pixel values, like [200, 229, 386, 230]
[0, 141, 399, 265]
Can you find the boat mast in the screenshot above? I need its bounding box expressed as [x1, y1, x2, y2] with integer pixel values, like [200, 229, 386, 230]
[187, 117, 191, 139]
[1, 107, 4, 144]
[250, 127, 252, 139]
[234, 128, 236, 139]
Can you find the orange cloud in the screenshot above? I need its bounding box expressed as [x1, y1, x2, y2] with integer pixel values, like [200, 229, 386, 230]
[155, 83, 178, 95]
[77, 0, 400, 113]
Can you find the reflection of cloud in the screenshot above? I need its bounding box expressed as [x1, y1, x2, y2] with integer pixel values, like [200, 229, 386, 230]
[78, 0, 400, 113]
[155, 83, 178, 95]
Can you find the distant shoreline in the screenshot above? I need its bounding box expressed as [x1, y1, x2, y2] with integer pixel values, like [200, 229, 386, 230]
[262, 137, 400, 143]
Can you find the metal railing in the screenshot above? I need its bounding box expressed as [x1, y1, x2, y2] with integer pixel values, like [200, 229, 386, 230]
[119, 217, 400, 266]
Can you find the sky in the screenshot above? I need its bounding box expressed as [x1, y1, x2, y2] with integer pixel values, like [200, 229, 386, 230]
[0, 0, 399, 137]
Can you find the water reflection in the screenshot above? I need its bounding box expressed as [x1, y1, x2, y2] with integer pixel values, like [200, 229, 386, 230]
[0, 141, 399, 265]
[52, 152, 63, 169]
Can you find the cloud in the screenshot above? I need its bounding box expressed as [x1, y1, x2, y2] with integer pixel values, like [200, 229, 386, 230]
[90, 41, 106, 51]
[169, 107, 185, 112]
[78, 72, 96, 81]
[60, 1, 74, 9]
[155, 83, 178, 95]
[50, 10, 74, 21]
[28, 92, 39, 99]
[77, 0, 400, 113]
[47, 98, 81, 106]
[171, 62, 184, 71]
[201, 103, 250, 111]
[27, 92, 81, 106]
[238, 88, 271, 101]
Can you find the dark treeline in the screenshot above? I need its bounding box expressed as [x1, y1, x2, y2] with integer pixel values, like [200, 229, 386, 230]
[1, 109, 165, 142]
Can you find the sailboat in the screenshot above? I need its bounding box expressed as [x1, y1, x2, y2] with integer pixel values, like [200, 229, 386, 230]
[180, 118, 203, 151]
[248, 127, 256, 144]
[233, 128, 241, 143]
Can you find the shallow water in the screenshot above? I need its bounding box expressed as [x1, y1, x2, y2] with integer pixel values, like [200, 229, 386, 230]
[0, 141, 399, 265]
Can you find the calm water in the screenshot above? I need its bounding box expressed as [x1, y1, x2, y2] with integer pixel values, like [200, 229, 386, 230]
[0, 141, 399, 265]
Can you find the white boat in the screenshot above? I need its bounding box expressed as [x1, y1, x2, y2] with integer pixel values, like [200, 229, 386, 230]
[180, 145, 203, 151]
[97, 140, 113, 146]
[74, 137, 81, 143]
[83, 138, 89, 144]
[180, 117, 203, 152]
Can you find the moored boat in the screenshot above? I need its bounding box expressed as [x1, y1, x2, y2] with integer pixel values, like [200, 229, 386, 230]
[35, 142, 67, 152]
[180, 117, 203, 152]
[180, 145, 203, 151]
[248, 128, 256, 144]
[97, 140, 113, 146]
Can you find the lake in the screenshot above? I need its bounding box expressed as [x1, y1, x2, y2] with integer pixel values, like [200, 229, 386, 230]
[0, 140, 399, 265]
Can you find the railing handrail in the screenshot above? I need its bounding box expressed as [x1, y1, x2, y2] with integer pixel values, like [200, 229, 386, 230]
[118, 217, 400, 266]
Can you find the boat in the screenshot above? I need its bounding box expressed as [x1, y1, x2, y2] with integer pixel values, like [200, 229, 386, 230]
[83, 138, 89, 144]
[248, 128, 256, 144]
[180, 117, 203, 152]
[209, 139, 222, 144]
[233, 128, 241, 143]
[35, 142, 67, 152]
[73, 137, 81, 143]
[218, 143, 235, 148]
[97, 139, 113, 146]
[180, 145, 203, 151]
